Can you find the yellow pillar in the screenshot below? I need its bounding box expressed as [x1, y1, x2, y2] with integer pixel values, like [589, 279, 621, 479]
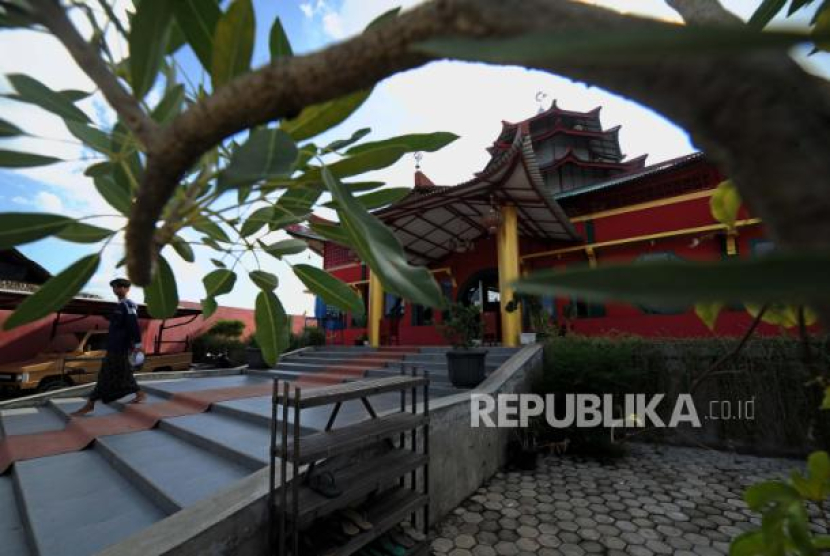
[497, 205, 521, 347]
[368, 271, 384, 347]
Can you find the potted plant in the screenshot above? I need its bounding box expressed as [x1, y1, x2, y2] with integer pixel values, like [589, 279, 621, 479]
[245, 335, 269, 369]
[441, 303, 488, 388]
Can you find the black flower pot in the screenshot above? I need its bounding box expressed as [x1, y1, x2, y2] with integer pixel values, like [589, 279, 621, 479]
[246, 347, 269, 369]
[446, 349, 488, 388]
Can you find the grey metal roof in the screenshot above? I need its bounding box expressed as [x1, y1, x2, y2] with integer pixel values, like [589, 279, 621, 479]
[553, 152, 705, 201]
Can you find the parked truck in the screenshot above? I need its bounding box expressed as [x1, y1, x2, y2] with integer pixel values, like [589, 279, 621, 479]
[0, 330, 192, 396]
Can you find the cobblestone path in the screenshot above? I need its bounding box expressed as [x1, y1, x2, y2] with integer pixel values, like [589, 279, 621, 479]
[430, 444, 829, 556]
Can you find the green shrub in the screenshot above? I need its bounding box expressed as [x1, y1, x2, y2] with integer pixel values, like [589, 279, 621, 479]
[207, 319, 246, 338]
[300, 326, 326, 346]
[534, 336, 662, 459]
[192, 334, 246, 364]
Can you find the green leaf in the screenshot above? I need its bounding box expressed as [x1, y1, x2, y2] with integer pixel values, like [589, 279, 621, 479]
[323, 188, 405, 211]
[710, 180, 741, 229]
[325, 128, 371, 153]
[192, 217, 231, 243]
[729, 531, 766, 556]
[749, 0, 787, 28]
[807, 451, 830, 485]
[255, 289, 289, 366]
[325, 146, 407, 179]
[0, 213, 71, 249]
[129, 0, 173, 99]
[263, 238, 308, 259]
[55, 222, 114, 243]
[203, 268, 236, 297]
[6, 74, 90, 123]
[269, 16, 293, 59]
[211, 0, 255, 90]
[514, 253, 830, 306]
[282, 89, 372, 142]
[694, 302, 723, 331]
[66, 121, 111, 154]
[294, 264, 364, 316]
[172, 0, 221, 70]
[0, 150, 62, 168]
[323, 167, 444, 308]
[365, 7, 401, 31]
[341, 181, 386, 192]
[347, 132, 460, 156]
[310, 219, 353, 247]
[0, 117, 22, 137]
[744, 481, 799, 511]
[220, 128, 298, 189]
[3, 254, 100, 330]
[269, 187, 321, 230]
[170, 235, 195, 263]
[201, 297, 218, 318]
[94, 175, 132, 216]
[815, 535, 830, 549]
[60, 89, 91, 103]
[145, 255, 179, 318]
[416, 26, 820, 65]
[151, 84, 185, 124]
[250, 270, 278, 291]
[240, 207, 273, 237]
[822, 387, 830, 410]
[211, 258, 227, 268]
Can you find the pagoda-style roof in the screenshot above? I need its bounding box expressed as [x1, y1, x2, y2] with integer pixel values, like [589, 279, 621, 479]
[372, 128, 580, 265]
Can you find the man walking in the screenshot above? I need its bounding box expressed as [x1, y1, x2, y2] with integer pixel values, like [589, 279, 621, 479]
[71, 278, 146, 416]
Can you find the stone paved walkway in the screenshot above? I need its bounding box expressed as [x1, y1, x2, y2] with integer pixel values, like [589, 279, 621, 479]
[430, 444, 829, 556]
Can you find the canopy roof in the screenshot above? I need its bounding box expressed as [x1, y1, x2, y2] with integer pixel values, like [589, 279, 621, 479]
[373, 128, 581, 265]
[0, 289, 202, 320]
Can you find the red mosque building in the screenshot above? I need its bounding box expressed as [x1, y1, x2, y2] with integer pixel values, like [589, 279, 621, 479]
[291, 102, 771, 346]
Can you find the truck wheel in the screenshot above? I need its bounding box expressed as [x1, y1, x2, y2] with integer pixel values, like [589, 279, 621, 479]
[37, 377, 72, 393]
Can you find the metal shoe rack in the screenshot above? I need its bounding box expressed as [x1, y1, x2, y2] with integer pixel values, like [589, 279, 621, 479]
[268, 367, 430, 556]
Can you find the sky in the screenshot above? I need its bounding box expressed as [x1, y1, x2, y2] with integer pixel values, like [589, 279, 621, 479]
[0, 0, 827, 316]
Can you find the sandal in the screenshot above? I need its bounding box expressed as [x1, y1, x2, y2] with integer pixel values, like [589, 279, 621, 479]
[308, 471, 342, 499]
[341, 519, 360, 536]
[342, 508, 373, 531]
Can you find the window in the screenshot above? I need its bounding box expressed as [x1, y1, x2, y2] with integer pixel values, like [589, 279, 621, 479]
[384, 293, 405, 317]
[411, 305, 434, 326]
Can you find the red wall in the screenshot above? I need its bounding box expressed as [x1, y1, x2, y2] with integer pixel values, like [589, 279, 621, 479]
[0, 302, 310, 364]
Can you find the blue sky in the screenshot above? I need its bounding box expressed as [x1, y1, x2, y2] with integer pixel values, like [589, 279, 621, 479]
[0, 0, 827, 315]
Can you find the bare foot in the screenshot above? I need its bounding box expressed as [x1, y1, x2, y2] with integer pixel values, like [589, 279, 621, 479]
[70, 402, 95, 417]
[129, 391, 146, 404]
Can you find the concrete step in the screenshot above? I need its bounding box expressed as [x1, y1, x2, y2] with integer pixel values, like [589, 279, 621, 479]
[95, 429, 253, 509]
[0, 475, 30, 556]
[13, 450, 167, 556]
[0, 405, 66, 436]
[281, 357, 394, 369]
[159, 411, 315, 469]
[294, 352, 413, 363]
[400, 353, 513, 364]
[274, 361, 371, 375]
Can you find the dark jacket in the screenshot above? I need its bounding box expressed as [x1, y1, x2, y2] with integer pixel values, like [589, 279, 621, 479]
[107, 298, 142, 353]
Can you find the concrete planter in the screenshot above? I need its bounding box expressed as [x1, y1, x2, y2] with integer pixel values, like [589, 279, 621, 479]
[520, 332, 537, 345]
[446, 349, 488, 388]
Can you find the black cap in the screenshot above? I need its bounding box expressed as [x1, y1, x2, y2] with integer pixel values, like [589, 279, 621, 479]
[109, 278, 131, 287]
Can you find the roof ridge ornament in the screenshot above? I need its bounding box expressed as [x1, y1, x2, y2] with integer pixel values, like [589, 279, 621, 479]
[535, 91, 548, 114]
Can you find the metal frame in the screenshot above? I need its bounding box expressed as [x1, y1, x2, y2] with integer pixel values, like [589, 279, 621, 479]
[268, 369, 431, 556]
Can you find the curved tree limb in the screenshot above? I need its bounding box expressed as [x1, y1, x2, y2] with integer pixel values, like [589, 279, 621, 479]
[29, 0, 159, 148]
[32, 0, 830, 327]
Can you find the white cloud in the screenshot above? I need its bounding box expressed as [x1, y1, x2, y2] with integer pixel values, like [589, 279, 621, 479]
[11, 196, 30, 206]
[300, 2, 315, 18]
[322, 12, 346, 39]
[35, 191, 64, 213]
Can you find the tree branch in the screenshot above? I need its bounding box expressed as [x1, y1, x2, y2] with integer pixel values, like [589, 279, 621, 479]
[665, 0, 744, 26]
[103, 0, 830, 310]
[29, 0, 159, 148]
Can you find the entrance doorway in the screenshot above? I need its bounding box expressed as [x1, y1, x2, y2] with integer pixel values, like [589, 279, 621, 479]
[457, 269, 500, 344]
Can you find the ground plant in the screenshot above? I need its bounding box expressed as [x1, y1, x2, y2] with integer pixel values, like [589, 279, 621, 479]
[1, 0, 830, 553]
